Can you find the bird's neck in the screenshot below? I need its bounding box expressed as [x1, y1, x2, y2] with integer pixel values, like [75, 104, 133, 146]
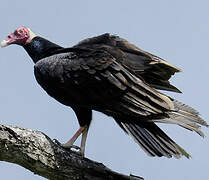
[23, 36, 63, 63]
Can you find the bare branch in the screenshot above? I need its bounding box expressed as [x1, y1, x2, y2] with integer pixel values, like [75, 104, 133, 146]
[0, 125, 143, 180]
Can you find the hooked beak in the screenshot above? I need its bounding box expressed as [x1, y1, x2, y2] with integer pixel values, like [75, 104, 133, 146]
[1, 33, 16, 48]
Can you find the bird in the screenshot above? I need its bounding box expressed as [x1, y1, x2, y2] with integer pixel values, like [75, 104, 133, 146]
[1, 27, 208, 158]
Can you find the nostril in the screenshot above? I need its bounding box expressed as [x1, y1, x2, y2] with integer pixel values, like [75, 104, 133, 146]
[7, 35, 11, 38]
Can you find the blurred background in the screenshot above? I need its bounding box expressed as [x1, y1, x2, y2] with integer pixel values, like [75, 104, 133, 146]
[0, 0, 208, 179]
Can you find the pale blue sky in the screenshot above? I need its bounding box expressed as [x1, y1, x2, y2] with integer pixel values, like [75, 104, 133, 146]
[0, 1, 208, 180]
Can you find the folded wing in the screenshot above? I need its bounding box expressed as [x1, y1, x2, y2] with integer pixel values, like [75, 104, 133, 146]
[75, 33, 182, 92]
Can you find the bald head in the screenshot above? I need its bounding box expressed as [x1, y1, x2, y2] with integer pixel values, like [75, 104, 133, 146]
[1, 27, 36, 47]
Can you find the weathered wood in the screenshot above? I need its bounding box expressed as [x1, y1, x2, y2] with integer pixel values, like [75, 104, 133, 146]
[0, 125, 143, 180]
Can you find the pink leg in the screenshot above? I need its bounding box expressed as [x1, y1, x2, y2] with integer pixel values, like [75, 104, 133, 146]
[62, 126, 85, 148]
[80, 126, 89, 156]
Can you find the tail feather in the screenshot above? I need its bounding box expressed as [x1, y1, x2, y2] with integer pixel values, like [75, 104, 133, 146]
[115, 99, 207, 159]
[173, 100, 208, 127]
[121, 122, 190, 158]
[153, 99, 208, 137]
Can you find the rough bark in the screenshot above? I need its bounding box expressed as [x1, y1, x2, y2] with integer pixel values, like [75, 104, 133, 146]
[0, 124, 143, 180]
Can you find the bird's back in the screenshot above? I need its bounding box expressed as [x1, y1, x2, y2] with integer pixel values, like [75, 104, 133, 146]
[74, 33, 182, 93]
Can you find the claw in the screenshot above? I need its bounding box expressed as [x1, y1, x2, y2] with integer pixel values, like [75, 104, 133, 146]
[53, 125, 89, 157]
[62, 143, 81, 150]
[54, 139, 81, 151]
[53, 138, 62, 146]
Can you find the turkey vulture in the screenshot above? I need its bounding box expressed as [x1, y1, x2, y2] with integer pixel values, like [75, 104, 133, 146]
[1, 27, 208, 158]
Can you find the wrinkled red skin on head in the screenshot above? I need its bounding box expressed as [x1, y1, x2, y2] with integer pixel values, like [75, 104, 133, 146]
[6, 27, 30, 46]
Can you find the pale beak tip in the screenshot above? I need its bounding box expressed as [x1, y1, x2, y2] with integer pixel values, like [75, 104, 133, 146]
[1, 40, 8, 48]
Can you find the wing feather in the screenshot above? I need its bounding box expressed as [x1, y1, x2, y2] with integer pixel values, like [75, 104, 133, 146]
[75, 33, 181, 92]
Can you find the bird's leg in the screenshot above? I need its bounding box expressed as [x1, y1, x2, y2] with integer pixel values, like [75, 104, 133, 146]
[80, 126, 89, 156]
[59, 125, 89, 156]
[61, 126, 85, 149]
[54, 125, 89, 156]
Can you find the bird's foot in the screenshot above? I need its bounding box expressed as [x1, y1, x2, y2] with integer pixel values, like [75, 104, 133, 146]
[53, 139, 81, 151]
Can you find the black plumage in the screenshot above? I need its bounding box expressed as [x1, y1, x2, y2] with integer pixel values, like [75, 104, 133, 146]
[2, 28, 208, 158]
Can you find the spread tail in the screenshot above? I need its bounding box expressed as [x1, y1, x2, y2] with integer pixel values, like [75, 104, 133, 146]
[121, 122, 190, 158]
[153, 99, 208, 137]
[117, 99, 207, 158]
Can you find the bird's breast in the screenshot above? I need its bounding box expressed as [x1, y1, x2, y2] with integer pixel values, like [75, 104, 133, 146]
[33, 58, 104, 108]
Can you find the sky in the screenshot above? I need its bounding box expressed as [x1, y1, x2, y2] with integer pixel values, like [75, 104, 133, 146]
[0, 0, 209, 180]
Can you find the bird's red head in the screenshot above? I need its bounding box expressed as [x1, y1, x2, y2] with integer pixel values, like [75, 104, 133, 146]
[1, 27, 36, 47]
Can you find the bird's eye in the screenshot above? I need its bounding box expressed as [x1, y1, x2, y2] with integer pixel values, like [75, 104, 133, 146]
[18, 30, 23, 34]
[14, 29, 23, 36]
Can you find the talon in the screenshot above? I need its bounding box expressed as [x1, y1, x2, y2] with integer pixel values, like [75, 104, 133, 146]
[62, 144, 81, 150]
[54, 139, 81, 150]
[53, 139, 62, 146]
[53, 125, 89, 157]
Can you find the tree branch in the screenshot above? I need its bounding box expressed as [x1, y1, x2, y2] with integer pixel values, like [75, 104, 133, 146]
[0, 124, 144, 180]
